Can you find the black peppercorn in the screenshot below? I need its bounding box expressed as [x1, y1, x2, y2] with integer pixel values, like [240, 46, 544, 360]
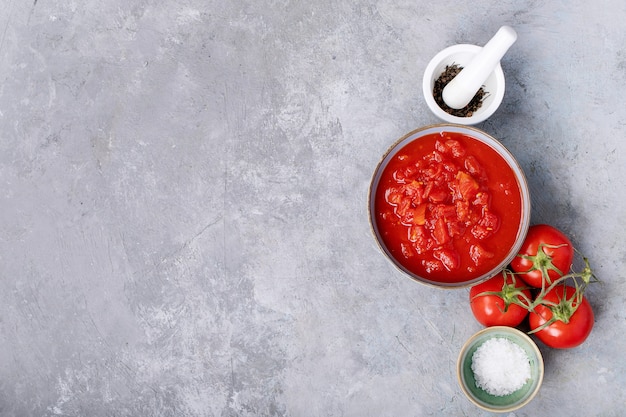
[433, 64, 488, 118]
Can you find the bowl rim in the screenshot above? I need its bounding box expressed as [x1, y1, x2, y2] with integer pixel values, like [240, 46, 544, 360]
[456, 326, 544, 412]
[367, 124, 531, 288]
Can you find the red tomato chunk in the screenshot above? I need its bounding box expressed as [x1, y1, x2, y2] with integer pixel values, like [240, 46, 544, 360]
[375, 132, 523, 283]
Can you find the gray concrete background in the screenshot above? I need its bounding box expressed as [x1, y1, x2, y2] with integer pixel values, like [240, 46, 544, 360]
[1, 0, 625, 416]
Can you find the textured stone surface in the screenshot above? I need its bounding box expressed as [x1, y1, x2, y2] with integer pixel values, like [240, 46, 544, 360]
[0, 1, 625, 416]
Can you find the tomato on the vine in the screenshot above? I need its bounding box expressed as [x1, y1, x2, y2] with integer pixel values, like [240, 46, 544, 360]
[510, 224, 574, 288]
[529, 285, 594, 349]
[469, 271, 531, 327]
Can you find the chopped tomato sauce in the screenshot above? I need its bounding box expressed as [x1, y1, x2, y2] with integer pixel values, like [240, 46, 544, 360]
[375, 132, 523, 283]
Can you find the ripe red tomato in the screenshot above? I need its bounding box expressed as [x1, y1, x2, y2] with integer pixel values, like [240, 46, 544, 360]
[529, 285, 594, 349]
[469, 271, 531, 327]
[510, 224, 574, 287]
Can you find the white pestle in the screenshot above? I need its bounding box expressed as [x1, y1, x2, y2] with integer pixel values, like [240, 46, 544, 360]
[442, 26, 517, 110]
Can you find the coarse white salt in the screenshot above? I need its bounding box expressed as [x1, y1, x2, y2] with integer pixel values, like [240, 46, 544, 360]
[471, 337, 531, 396]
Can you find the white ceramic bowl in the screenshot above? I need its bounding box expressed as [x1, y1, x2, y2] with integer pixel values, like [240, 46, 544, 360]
[423, 44, 505, 125]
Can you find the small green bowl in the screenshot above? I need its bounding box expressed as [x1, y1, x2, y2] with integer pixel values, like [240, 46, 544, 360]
[457, 326, 544, 413]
